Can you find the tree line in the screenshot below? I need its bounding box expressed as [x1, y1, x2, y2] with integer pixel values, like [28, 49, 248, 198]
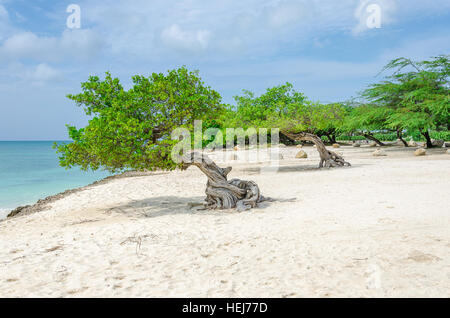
[55, 55, 449, 172]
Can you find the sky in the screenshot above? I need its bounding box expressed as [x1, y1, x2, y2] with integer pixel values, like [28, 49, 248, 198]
[0, 0, 449, 140]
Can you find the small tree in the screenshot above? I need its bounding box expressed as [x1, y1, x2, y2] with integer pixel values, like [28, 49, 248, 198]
[233, 83, 307, 128]
[313, 102, 349, 144]
[55, 67, 223, 172]
[233, 84, 351, 167]
[55, 67, 269, 211]
[341, 104, 394, 146]
[361, 55, 449, 147]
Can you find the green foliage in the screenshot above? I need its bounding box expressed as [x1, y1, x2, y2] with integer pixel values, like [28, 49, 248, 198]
[231, 83, 349, 142]
[232, 83, 307, 129]
[362, 55, 450, 133]
[408, 130, 450, 142]
[335, 135, 366, 141]
[312, 102, 349, 135]
[429, 131, 450, 141]
[341, 104, 393, 133]
[56, 56, 448, 173]
[337, 133, 397, 141]
[55, 67, 223, 172]
[337, 131, 450, 142]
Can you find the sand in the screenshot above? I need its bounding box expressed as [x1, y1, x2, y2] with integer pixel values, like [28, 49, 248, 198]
[0, 145, 449, 297]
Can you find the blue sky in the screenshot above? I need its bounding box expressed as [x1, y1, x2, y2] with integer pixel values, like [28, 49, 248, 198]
[0, 0, 449, 140]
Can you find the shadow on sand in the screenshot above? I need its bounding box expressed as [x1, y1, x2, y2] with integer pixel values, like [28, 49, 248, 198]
[104, 195, 274, 219]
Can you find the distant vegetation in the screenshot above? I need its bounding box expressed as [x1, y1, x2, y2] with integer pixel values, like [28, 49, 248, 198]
[223, 55, 449, 147]
[342, 55, 449, 147]
[56, 55, 449, 172]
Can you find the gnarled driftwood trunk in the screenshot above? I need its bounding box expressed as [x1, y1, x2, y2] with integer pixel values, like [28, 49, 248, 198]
[282, 131, 351, 168]
[363, 133, 386, 146]
[181, 152, 267, 211]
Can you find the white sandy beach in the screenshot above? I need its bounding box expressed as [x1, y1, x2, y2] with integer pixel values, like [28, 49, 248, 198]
[0, 145, 449, 297]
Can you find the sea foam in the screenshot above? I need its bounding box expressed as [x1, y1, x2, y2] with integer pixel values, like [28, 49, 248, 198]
[0, 209, 9, 220]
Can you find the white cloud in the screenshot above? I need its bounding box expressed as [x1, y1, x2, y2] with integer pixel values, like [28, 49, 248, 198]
[0, 1, 448, 94]
[0, 62, 63, 86]
[161, 24, 212, 52]
[28, 63, 62, 82]
[51, 0, 448, 60]
[0, 4, 13, 41]
[0, 29, 104, 62]
[0, 0, 449, 139]
[2, 0, 450, 62]
[267, 1, 307, 28]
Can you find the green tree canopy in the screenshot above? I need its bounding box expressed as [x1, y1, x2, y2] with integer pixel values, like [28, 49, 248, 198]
[232, 83, 348, 143]
[361, 55, 449, 146]
[311, 102, 349, 143]
[232, 82, 307, 129]
[55, 67, 223, 172]
[341, 103, 394, 132]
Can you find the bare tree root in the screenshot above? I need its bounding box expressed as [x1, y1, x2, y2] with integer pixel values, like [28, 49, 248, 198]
[181, 152, 269, 211]
[282, 131, 351, 168]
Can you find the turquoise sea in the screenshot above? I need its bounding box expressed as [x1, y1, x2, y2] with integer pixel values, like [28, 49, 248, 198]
[0, 141, 111, 219]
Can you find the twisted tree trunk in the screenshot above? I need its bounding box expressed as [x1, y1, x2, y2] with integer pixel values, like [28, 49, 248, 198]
[397, 130, 408, 147]
[420, 130, 433, 148]
[324, 133, 336, 144]
[282, 131, 351, 168]
[181, 152, 267, 211]
[363, 133, 386, 146]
